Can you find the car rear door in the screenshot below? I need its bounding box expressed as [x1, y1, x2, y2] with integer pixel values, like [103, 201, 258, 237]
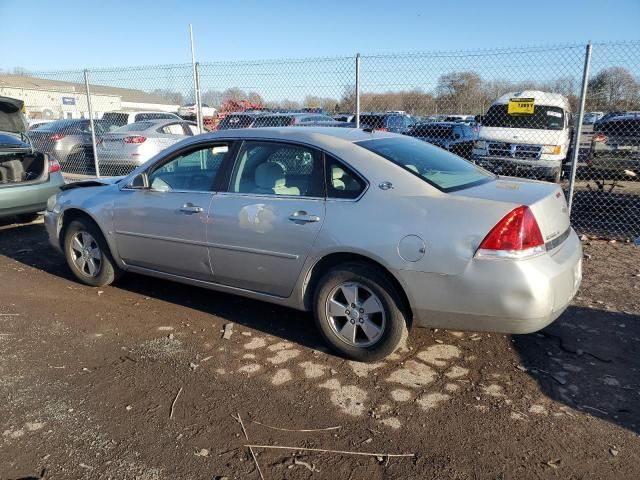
[112, 141, 233, 280]
[207, 140, 325, 297]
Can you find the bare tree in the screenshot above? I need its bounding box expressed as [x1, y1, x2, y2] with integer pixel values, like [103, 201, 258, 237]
[588, 67, 640, 111]
[149, 89, 185, 105]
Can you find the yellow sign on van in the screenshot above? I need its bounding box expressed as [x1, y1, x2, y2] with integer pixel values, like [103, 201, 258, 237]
[508, 98, 535, 115]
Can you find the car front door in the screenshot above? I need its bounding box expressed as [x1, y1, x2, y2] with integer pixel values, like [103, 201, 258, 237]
[207, 140, 325, 297]
[112, 141, 233, 281]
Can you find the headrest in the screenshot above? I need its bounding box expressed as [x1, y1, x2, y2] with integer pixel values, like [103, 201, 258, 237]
[255, 162, 286, 189]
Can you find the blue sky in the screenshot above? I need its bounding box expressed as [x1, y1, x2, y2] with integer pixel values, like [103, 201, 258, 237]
[1, 0, 639, 71]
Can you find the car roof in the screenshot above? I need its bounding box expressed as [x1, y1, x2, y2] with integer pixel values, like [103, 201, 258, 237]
[414, 121, 460, 127]
[257, 112, 327, 117]
[200, 126, 397, 146]
[493, 90, 570, 110]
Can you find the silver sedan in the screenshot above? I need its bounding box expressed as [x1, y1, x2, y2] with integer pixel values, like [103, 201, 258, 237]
[97, 119, 200, 174]
[44, 127, 582, 361]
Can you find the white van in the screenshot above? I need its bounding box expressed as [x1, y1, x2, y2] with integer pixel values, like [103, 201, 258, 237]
[472, 90, 571, 183]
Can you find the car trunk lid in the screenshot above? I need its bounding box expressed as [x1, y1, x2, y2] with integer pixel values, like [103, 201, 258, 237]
[0, 96, 27, 134]
[451, 177, 570, 250]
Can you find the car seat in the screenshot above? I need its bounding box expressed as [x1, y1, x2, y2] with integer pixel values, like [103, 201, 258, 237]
[253, 162, 300, 195]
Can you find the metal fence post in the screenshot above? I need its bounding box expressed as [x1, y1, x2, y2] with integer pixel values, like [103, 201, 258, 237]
[567, 42, 592, 214]
[355, 53, 361, 128]
[195, 62, 203, 132]
[189, 24, 202, 131]
[83, 69, 100, 178]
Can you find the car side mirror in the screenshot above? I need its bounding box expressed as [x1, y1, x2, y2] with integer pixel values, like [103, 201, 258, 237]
[129, 172, 149, 189]
[474, 115, 483, 124]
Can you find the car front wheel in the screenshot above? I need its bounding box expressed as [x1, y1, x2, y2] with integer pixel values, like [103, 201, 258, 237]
[63, 219, 121, 287]
[313, 263, 408, 362]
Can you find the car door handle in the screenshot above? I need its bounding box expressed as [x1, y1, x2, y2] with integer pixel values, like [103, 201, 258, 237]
[179, 203, 204, 214]
[288, 211, 320, 223]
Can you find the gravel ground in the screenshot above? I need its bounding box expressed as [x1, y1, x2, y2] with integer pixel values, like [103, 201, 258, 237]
[0, 220, 639, 480]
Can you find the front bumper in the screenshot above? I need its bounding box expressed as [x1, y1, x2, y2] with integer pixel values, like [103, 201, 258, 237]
[473, 155, 561, 176]
[397, 229, 582, 334]
[44, 207, 63, 252]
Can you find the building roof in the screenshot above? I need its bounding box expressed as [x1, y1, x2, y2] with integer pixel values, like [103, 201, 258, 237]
[0, 74, 171, 105]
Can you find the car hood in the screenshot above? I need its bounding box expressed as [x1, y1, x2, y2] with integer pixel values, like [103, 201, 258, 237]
[60, 176, 125, 191]
[0, 96, 27, 134]
[478, 126, 568, 145]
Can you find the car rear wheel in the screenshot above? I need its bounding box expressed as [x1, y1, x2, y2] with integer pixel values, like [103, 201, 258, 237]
[313, 263, 408, 362]
[63, 219, 121, 287]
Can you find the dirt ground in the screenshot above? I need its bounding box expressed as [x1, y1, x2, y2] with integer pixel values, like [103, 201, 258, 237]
[0, 220, 639, 480]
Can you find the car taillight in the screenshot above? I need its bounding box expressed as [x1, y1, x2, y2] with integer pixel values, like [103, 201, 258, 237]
[123, 136, 146, 144]
[50, 133, 65, 141]
[49, 157, 61, 173]
[476, 206, 545, 259]
[374, 127, 388, 132]
[592, 133, 608, 143]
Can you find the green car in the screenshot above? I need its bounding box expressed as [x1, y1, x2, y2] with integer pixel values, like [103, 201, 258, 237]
[0, 96, 65, 222]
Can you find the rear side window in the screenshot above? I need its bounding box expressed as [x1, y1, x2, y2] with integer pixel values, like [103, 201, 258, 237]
[229, 141, 323, 197]
[357, 137, 494, 192]
[326, 155, 365, 199]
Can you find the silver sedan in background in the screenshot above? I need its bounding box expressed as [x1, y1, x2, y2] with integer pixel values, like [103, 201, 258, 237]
[45, 127, 582, 362]
[97, 119, 201, 174]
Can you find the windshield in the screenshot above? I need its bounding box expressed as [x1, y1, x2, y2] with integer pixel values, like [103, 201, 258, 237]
[482, 104, 565, 130]
[357, 137, 494, 192]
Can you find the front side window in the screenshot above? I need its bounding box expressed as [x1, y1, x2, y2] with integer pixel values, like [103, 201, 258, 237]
[357, 137, 494, 192]
[229, 141, 323, 197]
[147, 143, 231, 192]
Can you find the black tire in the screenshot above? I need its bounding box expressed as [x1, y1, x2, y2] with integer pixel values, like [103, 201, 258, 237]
[15, 212, 41, 223]
[313, 263, 409, 362]
[63, 218, 121, 287]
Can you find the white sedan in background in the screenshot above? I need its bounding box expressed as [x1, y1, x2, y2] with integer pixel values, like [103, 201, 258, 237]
[97, 119, 201, 174]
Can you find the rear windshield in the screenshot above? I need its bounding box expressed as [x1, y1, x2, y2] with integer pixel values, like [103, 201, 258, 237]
[135, 113, 177, 122]
[114, 121, 155, 132]
[358, 115, 385, 129]
[357, 137, 494, 192]
[218, 115, 254, 130]
[482, 104, 565, 130]
[101, 112, 129, 127]
[252, 116, 293, 127]
[411, 125, 453, 138]
[599, 118, 640, 136]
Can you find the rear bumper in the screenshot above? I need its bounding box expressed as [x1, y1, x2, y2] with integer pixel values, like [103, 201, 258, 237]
[397, 229, 582, 334]
[0, 173, 65, 218]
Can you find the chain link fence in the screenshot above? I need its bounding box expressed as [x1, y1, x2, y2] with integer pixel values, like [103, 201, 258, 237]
[1, 42, 638, 239]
